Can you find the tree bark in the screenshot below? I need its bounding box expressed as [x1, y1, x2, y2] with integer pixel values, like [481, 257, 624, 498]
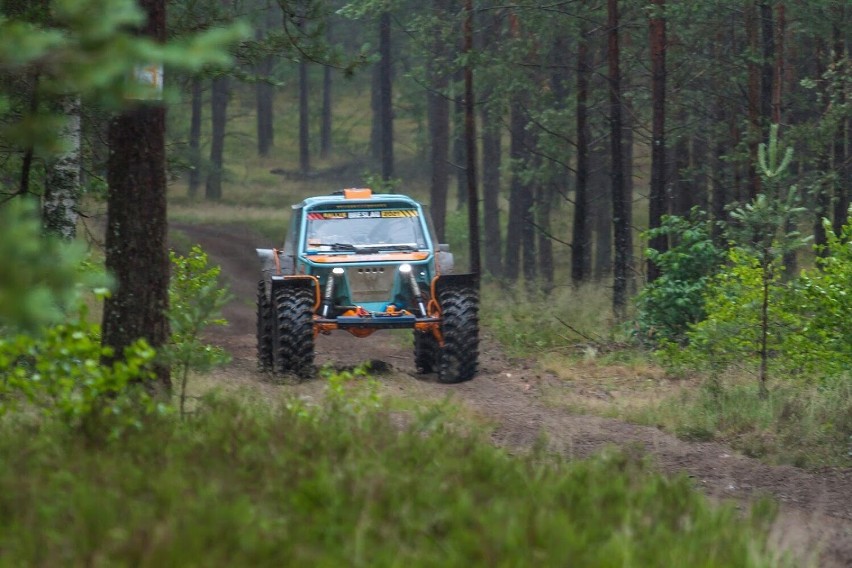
[256, 56, 274, 157]
[647, 0, 667, 282]
[298, 59, 310, 174]
[378, 11, 394, 180]
[746, 2, 761, 199]
[102, 0, 170, 391]
[463, 0, 479, 276]
[505, 101, 526, 283]
[572, 18, 590, 286]
[320, 60, 332, 159]
[206, 75, 228, 200]
[370, 62, 382, 164]
[537, 185, 554, 295]
[832, 17, 849, 234]
[481, 102, 502, 277]
[427, 42, 450, 241]
[814, 39, 830, 255]
[608, 0, 630, 320]
[255, 2, 275, 158]
[43, 95, 81, 240]
[188, 77, 202, 197]
[759, 1, 774, 133]
[453, 70, 466, 210]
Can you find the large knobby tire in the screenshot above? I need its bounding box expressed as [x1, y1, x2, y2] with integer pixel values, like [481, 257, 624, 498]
[256, 280, 274, 372]
[437, 285, 479, 383]
[414, 330, 439, 374]
[273, 286, 316, 379]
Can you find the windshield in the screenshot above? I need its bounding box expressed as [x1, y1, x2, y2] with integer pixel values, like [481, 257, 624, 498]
[304, 209, 428, 252]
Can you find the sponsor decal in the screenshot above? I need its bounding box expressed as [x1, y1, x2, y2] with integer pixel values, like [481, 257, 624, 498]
[308, 210, 418, 219]
[348, 211, 382, 218]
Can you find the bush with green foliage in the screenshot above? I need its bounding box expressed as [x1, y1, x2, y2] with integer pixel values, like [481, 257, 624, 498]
[660, 247, 801, 378]
[162, 245, 231, 417]
[653, 214, 851, 465]
[0, 199, 107, 333]
[0, 198, 163, 438]
[635, 210, 725, 345]
[781, 217, 852, 377]
[0, 306, 163, 439]
[0, 372, 781, 566]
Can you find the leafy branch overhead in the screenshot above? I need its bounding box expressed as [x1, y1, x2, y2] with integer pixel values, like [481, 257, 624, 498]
[0, 0, 248, 151]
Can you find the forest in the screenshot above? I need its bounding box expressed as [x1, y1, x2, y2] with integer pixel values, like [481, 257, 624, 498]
[0, 0, 850, 565]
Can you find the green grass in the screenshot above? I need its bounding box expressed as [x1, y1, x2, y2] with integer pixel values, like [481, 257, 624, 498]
[628, 374, 852, 468]
[0, 376, 783, 567]
[480, 281, 620, 357]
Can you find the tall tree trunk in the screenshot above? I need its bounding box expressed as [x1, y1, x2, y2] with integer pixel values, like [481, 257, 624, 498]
[463, 0, 480, 276]
[537, 185, 554, 295]
[480, 11, 502, 277]
[814, 39, 831, 255]
[18, 74, 39, 198]
[256, 60, 274, 157]
[320, 18, 333, 160]
[298, 59, 310, 174]
[647, 0, 667, 282]
[188, 77, 202, 197]
[378, 11, 394, 180]
[481, 102, 502, 277]
[102, 0, 170, 391]
[608, 0, 630, 319]
[759, 1, 774, 133]
[671, 127, 692, 217]
[427, 9, 450, 242]
[206, 75, 228, 200]
[521, 175, 536, 286]
[746, 1, 761, 198]
[320, 62, 332, 159]
[505, 101, 526, 283]
[592, 176, 612, 280]
[255, 6, 275, 158]
[832, 17, 849, 234]
[453, 70, 466, 210]
[572, 18, 590, 286]
[711, 99, 729, 246]
[43, 95, 81, 240]
[370, 63, 382, 164]
[772, 4, 784, 125]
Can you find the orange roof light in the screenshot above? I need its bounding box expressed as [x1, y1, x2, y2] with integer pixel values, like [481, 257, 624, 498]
[344, 188, 372, 199]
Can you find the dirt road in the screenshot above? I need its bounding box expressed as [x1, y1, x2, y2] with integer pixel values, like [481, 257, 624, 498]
[174, 222, 852, 567]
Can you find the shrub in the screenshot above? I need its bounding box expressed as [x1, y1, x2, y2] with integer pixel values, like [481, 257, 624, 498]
[162, 245, 231, 417]
[780, 217, 852, 377]
[0, 304, 164, 439]
[635, 210, 725, 345]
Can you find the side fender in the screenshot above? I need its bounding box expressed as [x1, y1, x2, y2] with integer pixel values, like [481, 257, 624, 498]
[256, 248, 294, 278]
[270, 275, 321, 311]
[436, 244, 454, 275]
[434, 273, 479, 296]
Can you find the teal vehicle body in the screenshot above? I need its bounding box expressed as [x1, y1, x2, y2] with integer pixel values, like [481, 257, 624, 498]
[256, 188, 478, 383]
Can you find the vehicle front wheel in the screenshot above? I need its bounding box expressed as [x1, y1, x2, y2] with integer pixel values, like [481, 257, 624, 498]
[437, 285, 479, 383]
[257, 280, 273, 372]
[273, 285, 316, 379]
[414, 330, 439, 374]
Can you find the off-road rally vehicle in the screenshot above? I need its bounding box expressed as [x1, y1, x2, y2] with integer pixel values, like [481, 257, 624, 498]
[256, 188, 479, 383]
